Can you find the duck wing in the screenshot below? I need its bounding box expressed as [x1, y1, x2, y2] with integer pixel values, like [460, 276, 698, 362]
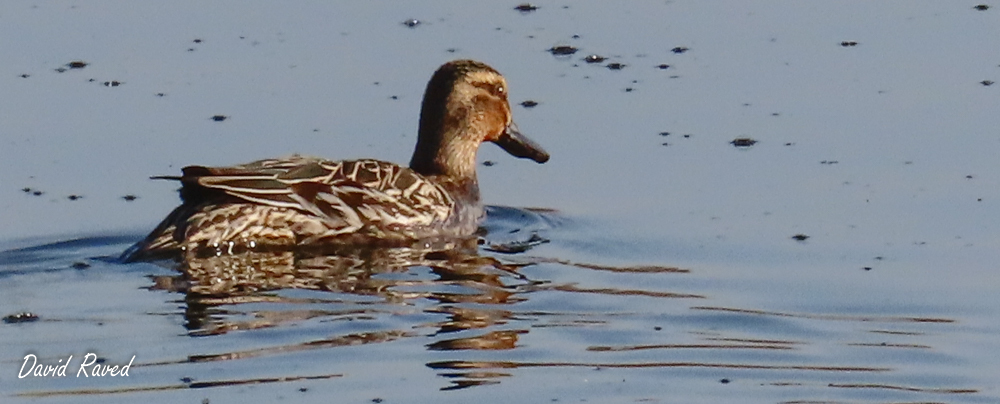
[179, 157, 455, 229]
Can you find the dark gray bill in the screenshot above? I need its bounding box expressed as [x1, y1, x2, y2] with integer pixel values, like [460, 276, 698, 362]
[494, 124, 549, 163]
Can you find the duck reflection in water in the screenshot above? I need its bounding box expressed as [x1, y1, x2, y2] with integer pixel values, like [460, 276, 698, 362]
[148, 233, 545, 335]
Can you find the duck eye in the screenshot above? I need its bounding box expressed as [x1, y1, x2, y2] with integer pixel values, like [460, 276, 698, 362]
[495, 85, 505, 96]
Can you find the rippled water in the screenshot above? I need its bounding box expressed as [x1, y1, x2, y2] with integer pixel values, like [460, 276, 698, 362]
[2, 205, 997, 403]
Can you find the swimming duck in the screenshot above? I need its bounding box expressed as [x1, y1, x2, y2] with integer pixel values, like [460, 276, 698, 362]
[124, 60, 548, 262]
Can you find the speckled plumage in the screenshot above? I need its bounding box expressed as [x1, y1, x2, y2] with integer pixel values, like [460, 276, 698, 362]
[125, 60, 548, 261]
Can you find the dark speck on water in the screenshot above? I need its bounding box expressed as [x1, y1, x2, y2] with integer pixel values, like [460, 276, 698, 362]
[71, 261, 90, 269]
[3, 312, 40, 324]
[20, 74, 30, 78]
[66, 60, 88, 69]
[549, 45, 578, 56]
[156, 93, 165, 97]
[583, 54, 606, 63]
[193, 38, 203, 43]
[122, 194, 138, 201]
[104, 81, 122, 87]
[21, 187, 31, 193]
[606, 62, 626, 70]
[482, 161, 496, 167]
[792, 234, 810, 241]
[402, 19, 420, 28]
[520, 100, 538, 108]
[659, 132, 670, 137]
[671, 46, 689, 54]
[841, 41, 859, 47]
[372, 398, 383, 403]
[974, 4, 989, 10]
[720, 378, 731, 384]
[32, 190, 44, 196]
[211, 115, 228, 122]
[730, 137, 758, 147]
[514, 3, 538, 12]
[980, 80, 994, 86]
[656, 64, 670, 69]
[67, 194, 83, 201]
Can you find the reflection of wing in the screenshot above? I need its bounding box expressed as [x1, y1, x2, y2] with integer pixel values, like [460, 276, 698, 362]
[183, 157, 456, 232]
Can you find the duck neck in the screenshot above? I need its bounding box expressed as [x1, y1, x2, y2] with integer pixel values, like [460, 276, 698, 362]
[410, 113, 482, 185]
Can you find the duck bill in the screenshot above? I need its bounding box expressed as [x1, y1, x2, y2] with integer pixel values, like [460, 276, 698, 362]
[493, 124, 550, 163]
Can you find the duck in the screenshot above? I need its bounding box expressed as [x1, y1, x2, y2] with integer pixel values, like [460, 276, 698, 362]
[123, 60, 549, 262]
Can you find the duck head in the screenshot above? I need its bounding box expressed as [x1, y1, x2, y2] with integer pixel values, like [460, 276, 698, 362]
[410, 60, 549, 180]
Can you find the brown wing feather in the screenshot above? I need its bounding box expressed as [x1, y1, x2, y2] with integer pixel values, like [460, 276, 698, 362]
[181, 156, 455, 232]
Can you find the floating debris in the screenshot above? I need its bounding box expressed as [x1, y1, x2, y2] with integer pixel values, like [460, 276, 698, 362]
[820, 160, 839, 165]
[3, 312, 39, 324]
[656, 64, 670, 69]
[31, 190, 44, 196]
[193, 38, 203, 43]
[67, 194, 83, 201]
[624, 87, 634, 92]
[122, 194, 138, 201]
[671, 46, 689, 54]
[19, 74, 30, 78]
[659, 132, 670, 137]
[520, 100, 538, 108]
[514, 3, 538, 12]
[974, 4, 990, 10]
[103, 81, 122, 87]
[156, 93, 166, 97]
[66, 60, 88, 69]
[583, 54, 606, 63]
[730, 137, 757, 147]
[792, 234, 810, 241]
[211, 115, 228, 122]
[21, 187, 31, 193]
[840, 41, 859, 47]
[548, 45, 578, 56]
[402, 19, 421, 28]
[981, 80, 994, 86]
[482, 161, 496, 167]
[606, 62, 626, 70]
[484, 233, 549, 254]
[71, 261, 91, 269]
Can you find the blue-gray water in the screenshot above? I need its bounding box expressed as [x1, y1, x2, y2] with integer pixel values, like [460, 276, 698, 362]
[2, 2, 998, 403]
